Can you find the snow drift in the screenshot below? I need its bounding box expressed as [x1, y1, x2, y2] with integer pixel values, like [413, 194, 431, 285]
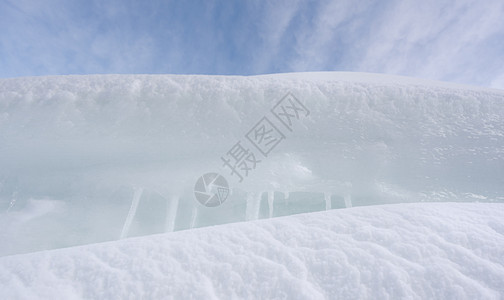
[0, 72, 503, 257]
[1, 202, 503, 299]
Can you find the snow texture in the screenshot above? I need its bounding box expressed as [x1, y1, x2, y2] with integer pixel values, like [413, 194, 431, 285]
[0, 202, 503, 299]
[0, 72, 503, 257]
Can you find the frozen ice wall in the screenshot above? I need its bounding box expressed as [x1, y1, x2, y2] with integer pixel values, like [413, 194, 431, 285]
[1, 72, 503, 256]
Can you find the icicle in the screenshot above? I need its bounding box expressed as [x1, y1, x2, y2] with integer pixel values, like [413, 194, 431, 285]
[165, 195, 179, 232]
[120, 187, 144, 239]
[344, 194, 352, 208]
[246, 192, 261, 221]
[268, 191, 274, 218]
[189, 206, 198, 229]
[324, 192, 331, 210]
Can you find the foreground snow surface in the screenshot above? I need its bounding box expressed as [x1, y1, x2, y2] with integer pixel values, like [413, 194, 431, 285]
[1, 202, 503, 299]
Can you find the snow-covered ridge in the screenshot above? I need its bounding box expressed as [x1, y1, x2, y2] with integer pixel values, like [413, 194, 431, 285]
[1, 202, 503, 299]
[0, 72, 503, 256]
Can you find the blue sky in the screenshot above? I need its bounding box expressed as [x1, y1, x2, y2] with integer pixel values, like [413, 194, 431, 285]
[1, 0, 503, 88]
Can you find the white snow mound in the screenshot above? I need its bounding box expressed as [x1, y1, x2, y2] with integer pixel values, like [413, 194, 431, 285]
[0, 202, 503, 299]
[0, 72, 503, 256]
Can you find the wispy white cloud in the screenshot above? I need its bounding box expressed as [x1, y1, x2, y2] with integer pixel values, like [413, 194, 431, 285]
[246, 0, 302, 73]
[273, 0, 504, 88]
[0, 0, 503, 89]
[0, 0, 162, 76]
[289, 0, 375, 71]
[355, 0, 504, 87]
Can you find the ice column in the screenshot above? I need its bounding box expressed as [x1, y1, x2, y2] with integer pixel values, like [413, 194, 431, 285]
[268, 191, 274, 218]
[344, 194, 352, 208]
[324, 192, 332, 210]
[246, 192, 262, 221]
[120, 187, 144, 239]
[165, 195, 179, 232]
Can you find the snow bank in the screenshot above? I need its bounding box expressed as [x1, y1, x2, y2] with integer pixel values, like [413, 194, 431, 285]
[0, 72, 503, 256]
[1, 202, 503, 299]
